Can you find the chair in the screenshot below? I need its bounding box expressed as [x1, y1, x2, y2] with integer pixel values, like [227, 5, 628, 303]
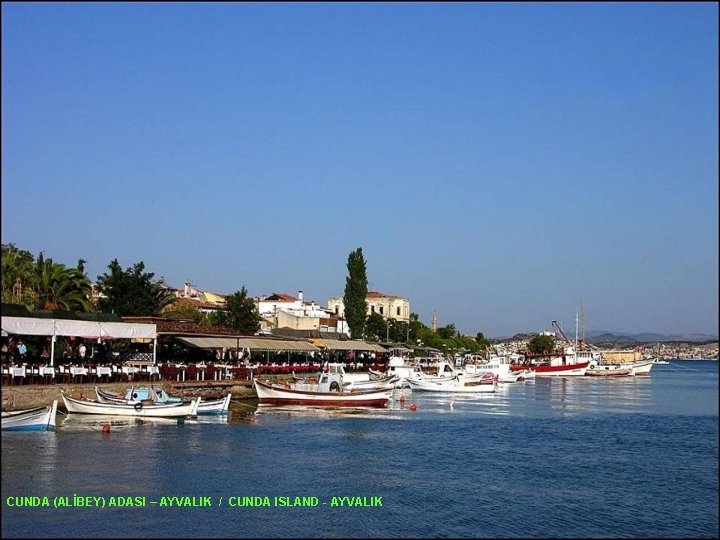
[205, 364, 217, 381]
[186, 364, 198, 381]
[27, 364, 41, 384]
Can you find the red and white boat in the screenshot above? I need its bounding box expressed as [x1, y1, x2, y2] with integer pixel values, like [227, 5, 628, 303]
[253, 365, 393, 407]
[511, 347, 591, 377]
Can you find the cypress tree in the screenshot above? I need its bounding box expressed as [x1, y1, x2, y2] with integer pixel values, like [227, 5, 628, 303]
[343, 247, 368, 340]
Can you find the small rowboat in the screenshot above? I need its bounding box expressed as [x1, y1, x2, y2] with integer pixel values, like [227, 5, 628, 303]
[62, 392, 200, 418]
[2, 400, 58, 431]
[406, 373, 497, 393]
[95, 387, 231, 415]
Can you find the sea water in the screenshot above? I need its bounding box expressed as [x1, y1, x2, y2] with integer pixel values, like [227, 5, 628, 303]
[2, 360, 717, 538]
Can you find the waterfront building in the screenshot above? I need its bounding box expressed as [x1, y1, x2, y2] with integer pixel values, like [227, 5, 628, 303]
[327, 291, 411, 323]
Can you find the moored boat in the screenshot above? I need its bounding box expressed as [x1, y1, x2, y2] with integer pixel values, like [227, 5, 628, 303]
[62, 392, 200, 418]
[405, 372, 497, 393]
[585, 364, 631, 377]
[253, 367, 393, 407]
[465, 355, 532, 383]
[2, 400, 58, 431]
[511, 348, 591, 377]
[95, 386, 231, 415]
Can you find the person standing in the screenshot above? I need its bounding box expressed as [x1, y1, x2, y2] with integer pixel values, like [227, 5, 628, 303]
[17, 340, 27, 362]
[78, 342, 87, 362]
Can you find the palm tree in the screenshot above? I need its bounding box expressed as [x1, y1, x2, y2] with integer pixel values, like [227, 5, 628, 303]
[31, 253, 94, 312]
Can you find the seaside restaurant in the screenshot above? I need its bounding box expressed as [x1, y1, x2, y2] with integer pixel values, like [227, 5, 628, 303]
[1, 313, 158, 385]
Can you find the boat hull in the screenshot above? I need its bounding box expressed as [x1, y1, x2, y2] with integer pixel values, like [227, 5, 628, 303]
[1, 401, 58, 431]
[406, 377, 497, 393]
[95, 387, 230, 414]
[253, 380, 392, 407]
[512, 362, 589, 377]
[63, 393, 199, 417]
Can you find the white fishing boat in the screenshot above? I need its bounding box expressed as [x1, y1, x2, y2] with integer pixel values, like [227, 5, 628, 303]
[62, 392, 200, 418]
[371, 356, 427, 388]
[253, 366, 393, 407]
[95, 386, 231, 415]
[465, 355, 532, 383]
[320, 363, 399, 390]
[405, 372, 497, 393]
[2, 400, 58, 431]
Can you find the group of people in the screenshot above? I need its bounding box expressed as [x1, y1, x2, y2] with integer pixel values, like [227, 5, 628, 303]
[1, 337, 27, 364]
[0, 336, 114, 365]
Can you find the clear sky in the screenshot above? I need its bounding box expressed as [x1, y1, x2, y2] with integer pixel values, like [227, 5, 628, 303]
[2, 2, 718, 338]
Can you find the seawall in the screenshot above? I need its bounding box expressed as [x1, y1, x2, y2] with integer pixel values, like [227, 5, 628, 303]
[1, 380, 257, 411]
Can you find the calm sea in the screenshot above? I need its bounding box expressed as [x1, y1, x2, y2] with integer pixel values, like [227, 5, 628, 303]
[2, 360, 718, 539]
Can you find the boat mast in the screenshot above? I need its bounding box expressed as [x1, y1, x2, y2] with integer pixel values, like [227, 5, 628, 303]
[574, 310, 579, 351]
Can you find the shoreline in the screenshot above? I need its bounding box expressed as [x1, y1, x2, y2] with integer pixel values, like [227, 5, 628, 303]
[1, 379, 260, 411]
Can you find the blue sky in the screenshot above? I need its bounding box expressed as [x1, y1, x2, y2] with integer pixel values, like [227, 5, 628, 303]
[2, 2, 718, 338]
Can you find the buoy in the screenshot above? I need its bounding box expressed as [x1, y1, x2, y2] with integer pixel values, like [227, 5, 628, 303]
[409, 403, 417, 412]
[102, 423, 111, 433]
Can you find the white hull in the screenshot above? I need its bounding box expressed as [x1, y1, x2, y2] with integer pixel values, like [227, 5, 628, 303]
[343, 376, 399, 391]
[628, 360, 654, 376]
[63, 393, 200, 417]
[254, 380, 393, 406]
[2, 400, 58, 431]
[95, 387, 230, 414]
[406, 376, 497, 393]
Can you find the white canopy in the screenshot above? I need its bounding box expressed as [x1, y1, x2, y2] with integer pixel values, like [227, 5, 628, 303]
[1, 316, 157, 365]
[1, 316, 156, 339]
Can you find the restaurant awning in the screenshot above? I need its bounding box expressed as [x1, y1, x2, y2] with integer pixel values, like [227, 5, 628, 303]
[310, 338, 388, 353]
[1, 316, 156, 339]
[1, 315, 158, 365]
[176, 336, 319, 352]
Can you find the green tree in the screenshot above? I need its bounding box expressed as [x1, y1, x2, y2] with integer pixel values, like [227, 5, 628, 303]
[31, 253, 94, 312]
[475, 331, 491, 351]
[528, 334, 556, 354]
[437, 324, 458, 340]
[96, 259, 175, 316]
[208, 287, 261, 333]
[1, 243, 35, 305]
[163, 302, 206, 324]
[364, 312, 386, 342]
[2, 245, 93, 312]
[343, 247, 368, 340]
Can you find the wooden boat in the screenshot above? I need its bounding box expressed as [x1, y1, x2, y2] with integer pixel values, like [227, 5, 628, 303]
[62, 392, 200, 418]
[2, 400, 58, 431]
[585, 364, 631, 377]
[406, 372, 497, 393]
[253, 367, 393, 407]
[512, 346, 591, 377]
[95, 387, 231, 415]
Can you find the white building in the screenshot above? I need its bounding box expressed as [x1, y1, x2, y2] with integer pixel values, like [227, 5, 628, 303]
[327, 291, 410, 323]
[256, 291, 349, 336]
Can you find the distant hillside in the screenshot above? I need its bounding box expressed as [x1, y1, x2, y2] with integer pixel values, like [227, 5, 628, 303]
[585, 331, 718, 344]
[492, 331, 717, 344]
